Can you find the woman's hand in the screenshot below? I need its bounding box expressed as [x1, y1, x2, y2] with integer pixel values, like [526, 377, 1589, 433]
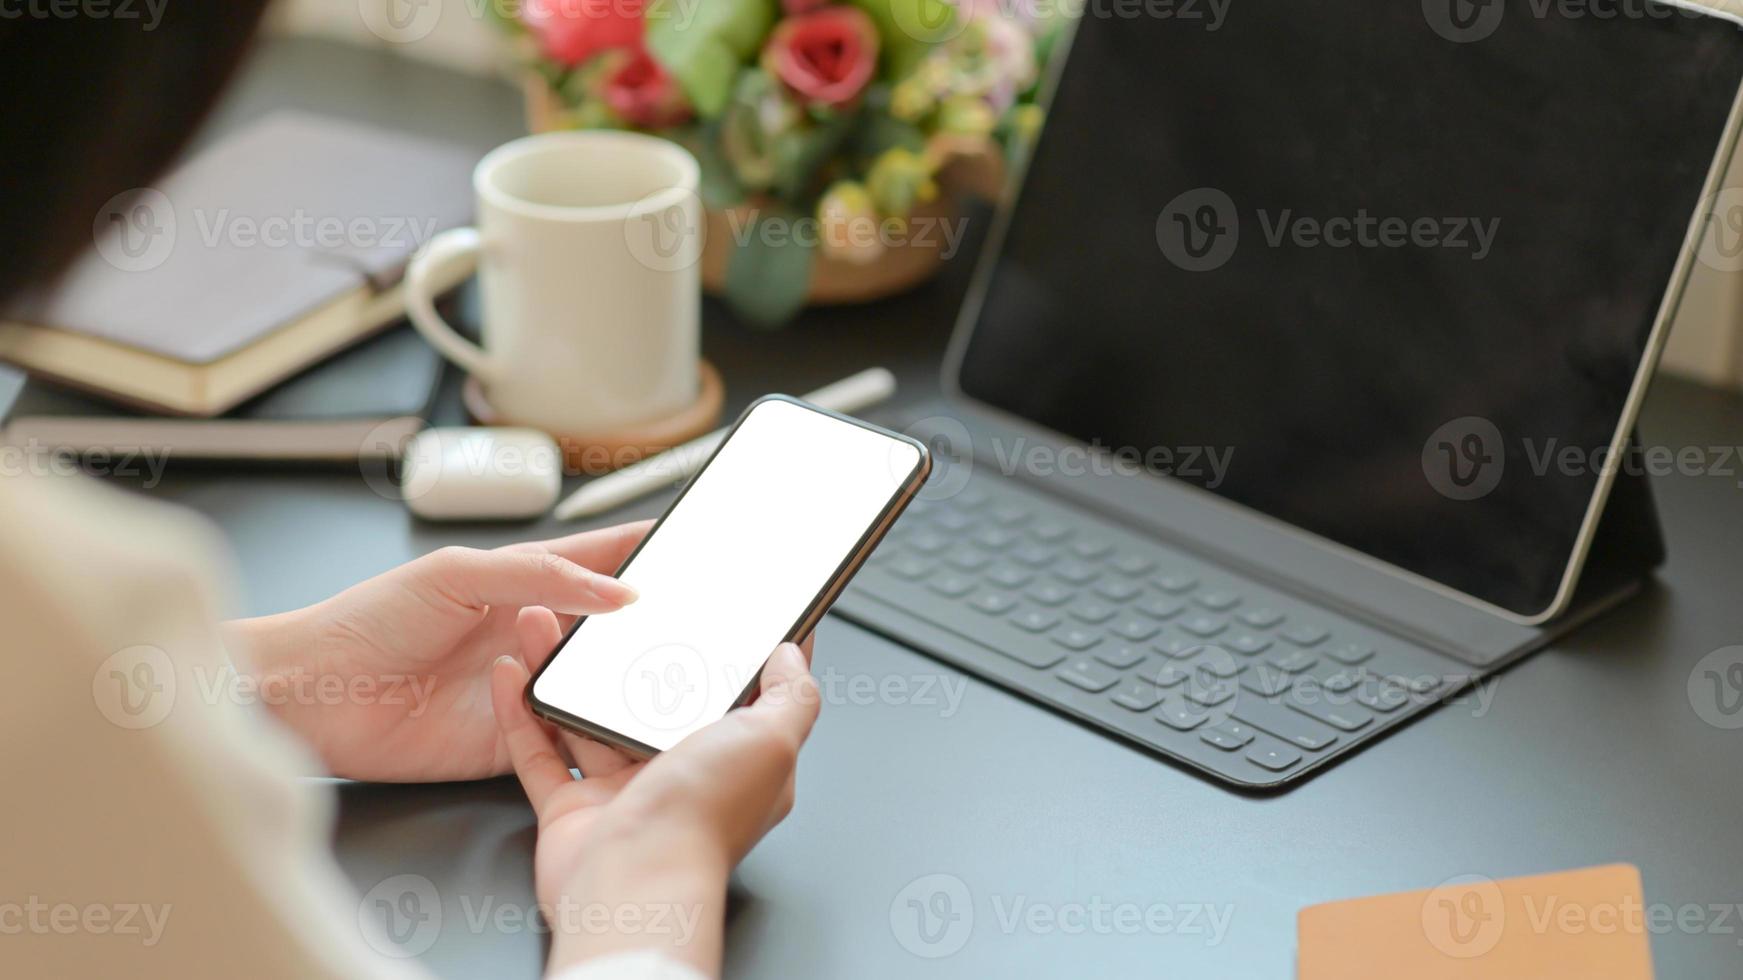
[223, 521, 650, 782]
[490, 607, 821, 978]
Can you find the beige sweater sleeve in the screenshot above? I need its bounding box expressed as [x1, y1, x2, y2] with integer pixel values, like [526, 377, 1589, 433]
[0, 472, 424, 980]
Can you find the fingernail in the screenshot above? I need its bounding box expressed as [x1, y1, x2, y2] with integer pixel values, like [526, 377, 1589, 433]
[494, 655, 517, 669]
[589, 573, 639, 605]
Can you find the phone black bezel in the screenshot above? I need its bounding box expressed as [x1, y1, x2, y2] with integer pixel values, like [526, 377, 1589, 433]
[523, 393, 932, 757]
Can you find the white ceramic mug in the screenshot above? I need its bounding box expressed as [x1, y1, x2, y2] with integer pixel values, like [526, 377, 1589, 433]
[405, 130, 703, 435]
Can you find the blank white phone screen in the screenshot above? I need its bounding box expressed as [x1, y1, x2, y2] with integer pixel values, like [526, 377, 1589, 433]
[533, 399, 923, 752]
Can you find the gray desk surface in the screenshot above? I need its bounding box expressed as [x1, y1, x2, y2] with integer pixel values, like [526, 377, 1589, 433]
[130, 39, 1743, 980]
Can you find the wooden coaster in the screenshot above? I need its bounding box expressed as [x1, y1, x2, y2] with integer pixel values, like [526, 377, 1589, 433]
[463, 361, 725, 475]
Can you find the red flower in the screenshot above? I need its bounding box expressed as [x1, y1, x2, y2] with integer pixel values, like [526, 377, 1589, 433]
[522, 0, 644, 68]
[761, 7, 880, 107]
[604, 47, 693, 129]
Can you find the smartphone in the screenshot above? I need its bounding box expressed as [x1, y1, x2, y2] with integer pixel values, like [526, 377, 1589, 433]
[526, 395, 931, 755]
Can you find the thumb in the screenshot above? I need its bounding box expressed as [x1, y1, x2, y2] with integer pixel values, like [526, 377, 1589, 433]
[751, 643, 821, 740]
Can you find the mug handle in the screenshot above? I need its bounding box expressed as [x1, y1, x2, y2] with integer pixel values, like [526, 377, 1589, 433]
[405, 227, 495, 381]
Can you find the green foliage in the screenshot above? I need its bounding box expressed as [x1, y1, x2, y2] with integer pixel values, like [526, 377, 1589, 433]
[646, 0, 775, 118]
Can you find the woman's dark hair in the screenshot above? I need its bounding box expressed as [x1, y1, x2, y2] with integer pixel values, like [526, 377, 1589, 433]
[0, 3, 272, 302]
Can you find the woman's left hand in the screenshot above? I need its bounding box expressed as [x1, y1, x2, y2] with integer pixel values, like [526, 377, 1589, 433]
[224, 521, 650, 782]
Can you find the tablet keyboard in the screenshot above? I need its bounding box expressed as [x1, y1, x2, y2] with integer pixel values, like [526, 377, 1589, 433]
[841, 471, 1472, 788]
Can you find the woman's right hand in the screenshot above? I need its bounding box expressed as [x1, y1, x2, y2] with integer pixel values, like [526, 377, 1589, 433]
[489, 608, 821, 979]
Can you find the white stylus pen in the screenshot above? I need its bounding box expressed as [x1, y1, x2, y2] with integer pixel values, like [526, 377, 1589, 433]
[553, 367, 899, 521]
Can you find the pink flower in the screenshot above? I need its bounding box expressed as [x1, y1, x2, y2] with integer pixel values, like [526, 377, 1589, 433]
[761, 7, 880, 107]
[603, 46, 693, 128]
[522, 0, 644, 68]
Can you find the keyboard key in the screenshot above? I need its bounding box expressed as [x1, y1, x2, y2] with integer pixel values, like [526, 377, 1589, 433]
[1135, 596, 1185, 621]
[1237, 607, 1285, 629]
[1136, 662, 1189, 688]
[945, 548, 990, 572]
[1280, 623, 1330, 647]
[906, 531, 949, 554]
[1184, 680, 1236, 708]
[1052, 560, 1100, 586]
[1070, 538, 1113, 559]
[985, 565, 1033, 590]
[1109, 618, 1161, 642]
[1247, 745, 1302, 772]
[994, 640, 1064, 671]
[991, 504, 1029, 525]
[1192, 649, 1243, 678]
[1057, 657, 1119, 692]
[1012, 544, 1055, 567]
[956, 489, 989, 508]
[1355, 683, 1409, 713]
[1030, 520, 1072, 542]
[1285, 687, 1374, 732]
[1095, 644, 1148, 670]
[1111, 678, 1166, 711]
[1109, 553, 1156, 576]
[1155, 572, 1199, 594]
[927, 572, 975, 598]
[1196, 591, 1241, 611]
[972, 527, 1017, 551]
[970, 592, 1018, 616]
[1321, 670, 1361, 693]
[1266, 649, 1319, 673]
[1051, 627, 1102, 652]
[1093, 578, 1143, 603]
[1397, 673, 1443, 695]
[1201, 721, 1256, 751]
[1239, 667, 1293, 697]
[1325, 643, 1374, 665]
[887, 555, 932, 580]
[1068, 600, 1117, 624]
[1179, 615, 1227, 638]
[1230, 697, 1339, 751]
[1010, 609, 1061, 633]
[1225, 632, 1272, 656]
[931, 509, 974, 532]
[1155, 698, 1208, 731]
[1026, 582, 1075, 606]
[1154, 636, 1206, 659]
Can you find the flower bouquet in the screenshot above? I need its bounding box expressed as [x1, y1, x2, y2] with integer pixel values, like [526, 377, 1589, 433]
[499, 0, 1063, 326]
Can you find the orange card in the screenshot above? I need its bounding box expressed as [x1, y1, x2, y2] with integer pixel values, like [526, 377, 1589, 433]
[1299, 864, 1654, 980]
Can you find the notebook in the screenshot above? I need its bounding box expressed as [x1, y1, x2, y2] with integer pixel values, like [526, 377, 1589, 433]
[0, 325, 447, 461]
[1298, 864, 1655, 980]
[0, 111, 476, 416]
